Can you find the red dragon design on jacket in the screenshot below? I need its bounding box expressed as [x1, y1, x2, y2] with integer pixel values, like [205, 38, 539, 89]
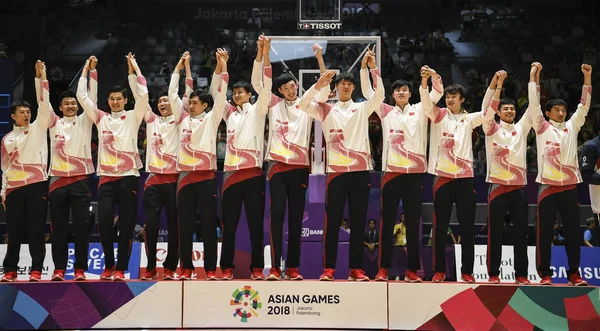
[489, 143, 526, 184]
[51, 135, 93, 176]
[178, 128, 215, 171]
[99, 130, 140, 173]
[435, 133, 473, 177]
[386, 129, 426, 172]
[327, 129, 370, 172]
[268, 119, 307, 164]
[224, 131, 259, 172]
[147, 132, 178, 173]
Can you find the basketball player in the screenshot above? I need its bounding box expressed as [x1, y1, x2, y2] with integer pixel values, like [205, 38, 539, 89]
[172, 50, 228, 280]
[361, 63, 443, 282]
[1, 72, 51, 282]
[529, 63, 592, 286]
[218, 38, 272, 281]
[77, 54, 146, 281]
[37, 60, 94, 282]
[298, 47, 385, 281]
[125, 54, 181, 281]
[252, 42, 330, 281]
[481, 67, 536, 285]
[427, 77, 485, 283]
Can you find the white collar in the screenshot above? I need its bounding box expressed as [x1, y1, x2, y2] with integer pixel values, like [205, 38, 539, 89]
[500, 120, 514, 130]
[549, 119, 565, 129]
[337, 99, 354, 108]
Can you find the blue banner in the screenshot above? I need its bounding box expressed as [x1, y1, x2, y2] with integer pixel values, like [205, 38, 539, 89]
[550, 246, 600, 286]
[63, 243, 141, 280]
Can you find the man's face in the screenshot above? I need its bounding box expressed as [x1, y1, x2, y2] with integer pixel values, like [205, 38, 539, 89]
[369, 221, 375, 229]
[188, 96, 207, 116]
[393, 86, 411, 105]
[278, 80, 298, 101]
[401, 214, 405, 223]
[546, 105, 567, 123]
[11, 106, 31, 126]
[108, 92, 127, 112]
[336, 79, 355, 100]
[157, 96, 172, 116]
[445, 92, 464, 112]
[232, 87, 252, 107]
[59, 97, 78, 117]
[497, 103, 516, 124]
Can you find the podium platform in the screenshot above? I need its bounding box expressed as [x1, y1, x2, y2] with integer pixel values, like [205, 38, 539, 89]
[0, 280, 597, 330]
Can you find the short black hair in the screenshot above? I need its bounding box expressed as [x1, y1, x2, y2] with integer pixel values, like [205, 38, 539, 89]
[232, 81, 253, 94]
[498, 98, 516, 110]
[334, 72, 356, 86]
[108, 85, 129, 99]
[545, 99, 568, 113]
[10, 101, 31, 114]
[157, 91, 169, 99]
[444, 84, 467, 99]
[391, 79, 413, 92]
[59, 90, 77, 104]
[276, 73, 297, 89]
[368, 219, 376, 225]
[189, 90, 214, 108]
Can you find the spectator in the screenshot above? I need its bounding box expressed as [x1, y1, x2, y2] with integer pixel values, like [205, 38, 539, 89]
[364, 219, 379, 251]
[584, 218, 596, 247]
[341, 218, 350, 232]
[393, 213, 406, 246]
[553, 223, 565, 246]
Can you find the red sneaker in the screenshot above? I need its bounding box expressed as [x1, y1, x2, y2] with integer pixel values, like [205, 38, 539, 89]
[540, 276, 552, 285]
[51, 269, 65, 281]
[179, 268, 196, 281]
[568, 273, 588, 286]
[488, 276, 500, 284]
[266, 268, 281, 281]
[432, 272, 446, 283]
[1, 271, 17, 282]
[515, 276, 530, 285]
[113, 270, 125, 281]
[404, 270, 423, 283]
[163, 269, 176, 280]
[29, 270, 42, 282]
[74, 269, 86, 281]
[140, 269, 158, 280]
[461, 273, 475, 283]
[221, 268, 234, 280]
[319, 268, 335, 281]
[100, 267, 115, 280]
[284, 268, 303, 280]
[375, 268, 388, 281]
[251, 268, 264, 280]
[206, 271, 217, 280]
[348, 269, 369, 281]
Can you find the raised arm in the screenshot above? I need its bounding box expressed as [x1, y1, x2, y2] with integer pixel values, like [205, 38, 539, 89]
[37, 61, 58, 127]
[420, 66, 444, 117]
[581, 141, 600, 185]
[211, 50, 230, 124]
[520, 62, 542, 129]
[250, 35, 264, 94]
[127, 53, 150, 123]
[255, 37, 272, 117]
[568, 64, 593, 130]
[76, 57, 103, 124]
[470, 71, 506, 129]
[313, 44, 326, 74]
[481, 71, 500, 114]
[126, 52, 139, 100]
[362, 47, 384, 115]
[482, 71, 506, 135]
[298, 70, 336, 121]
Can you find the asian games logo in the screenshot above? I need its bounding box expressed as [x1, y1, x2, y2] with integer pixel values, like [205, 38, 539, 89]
[230, 286, 262, 323]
